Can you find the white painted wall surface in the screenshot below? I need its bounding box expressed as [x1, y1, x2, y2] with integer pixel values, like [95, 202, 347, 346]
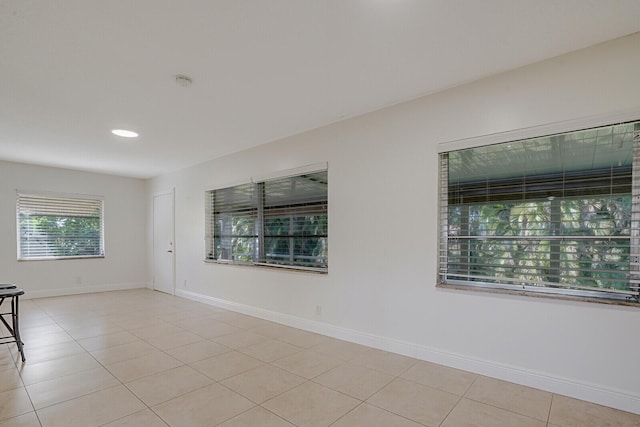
[1, 161, 147, 297]
[148, 34, 640, 413]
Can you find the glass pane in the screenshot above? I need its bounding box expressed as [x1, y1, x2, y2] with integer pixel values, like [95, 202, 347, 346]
[208, 169, 327, 270]
[443, 120, 638, 297]
[264, 217, 290, 236]
[467, 202, 551, 237]
[560, 239, 629, 291]
[213, 212, 257, 261]
[19, 214, 102, 258]
[560, 197, 631, 237]
[447, 198, 633, 292]
[263, 214, 328, 267]
[232, 237, 256, 262]
[293, 236, 327, 267]
[448, 123, 634, 185]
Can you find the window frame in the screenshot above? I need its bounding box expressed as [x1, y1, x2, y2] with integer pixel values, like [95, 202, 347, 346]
[437, 112, 640, 305]
[205, 165, 328, 273]
[16, 191, 105, 261]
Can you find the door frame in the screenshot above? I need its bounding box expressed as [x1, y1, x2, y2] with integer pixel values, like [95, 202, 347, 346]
[153, 189, 175, 295]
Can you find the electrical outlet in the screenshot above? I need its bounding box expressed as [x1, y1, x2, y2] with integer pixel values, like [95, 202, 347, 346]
[184, 279, 187, 288]
[315, 305, 322, 316]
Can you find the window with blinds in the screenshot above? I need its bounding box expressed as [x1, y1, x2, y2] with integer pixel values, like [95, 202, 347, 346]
[205, 170, 328, 272]
[438, 120, 640, 304]
[17, 193, 104, 260]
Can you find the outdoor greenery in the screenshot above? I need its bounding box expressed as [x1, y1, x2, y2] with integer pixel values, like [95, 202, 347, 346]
[19, 214, 102, 258]
[213, 213, 328, 268]
[208, 170, 328, 270]
[264, 215, 328, 266]
[447, 196, 632, 291]
[441, 120, 640, 302]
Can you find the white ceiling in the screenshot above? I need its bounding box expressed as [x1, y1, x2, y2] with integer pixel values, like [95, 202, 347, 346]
[2, 1, 640, 179]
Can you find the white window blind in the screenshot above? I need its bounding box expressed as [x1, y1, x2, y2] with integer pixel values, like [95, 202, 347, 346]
[438, 120, 640, 304]
[17, 193, 104, 260]
[207, 182, 258, 263]
[205, 170, 328, 271]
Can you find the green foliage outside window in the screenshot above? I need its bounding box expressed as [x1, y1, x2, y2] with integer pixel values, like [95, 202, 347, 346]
[17, 193, 104, 260]
[208, 170, 328, 271]
[20, 215, 102, 258]
[264, 215, 328, 266]
[440, 119, 640, 302]
[448, 197, 631, 291]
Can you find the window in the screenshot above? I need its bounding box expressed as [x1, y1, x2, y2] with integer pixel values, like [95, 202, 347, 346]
[17, 193, 104, 260]
[438, 120, 640, 304]
[205, 169, 328, 272]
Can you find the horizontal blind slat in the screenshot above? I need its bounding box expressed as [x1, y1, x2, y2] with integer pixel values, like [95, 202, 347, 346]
[440, 120, 640, 301]
[18, 193, 104, 259]
[205, 170, 328, 269]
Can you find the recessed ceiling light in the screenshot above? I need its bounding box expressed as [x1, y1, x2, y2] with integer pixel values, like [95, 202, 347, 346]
[111, 129, 139, 138]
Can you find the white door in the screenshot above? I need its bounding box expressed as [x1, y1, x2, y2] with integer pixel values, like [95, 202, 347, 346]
[153, 191, 175, 294]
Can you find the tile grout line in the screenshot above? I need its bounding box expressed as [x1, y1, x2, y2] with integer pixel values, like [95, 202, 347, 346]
[436, 374, 484, 426]
[11, 290, 640, 426]
[20, 305, 175, 423]
[547, 393, 555, 426]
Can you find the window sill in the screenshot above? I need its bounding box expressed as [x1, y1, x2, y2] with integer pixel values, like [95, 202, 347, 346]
[18, 255, 105, 262]
[436, 282, 639, 307]
[204, 259, 327, 274]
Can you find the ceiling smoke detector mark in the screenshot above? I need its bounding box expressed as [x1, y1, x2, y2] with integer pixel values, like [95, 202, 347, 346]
[175, 75, 193, 87]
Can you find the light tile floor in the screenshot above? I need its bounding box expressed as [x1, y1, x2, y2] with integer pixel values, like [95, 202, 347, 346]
[0, 289, 638, 427]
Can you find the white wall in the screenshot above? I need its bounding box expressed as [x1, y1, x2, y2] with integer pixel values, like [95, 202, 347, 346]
[1, 160, 147, 297]
[148, 33, 640, 413]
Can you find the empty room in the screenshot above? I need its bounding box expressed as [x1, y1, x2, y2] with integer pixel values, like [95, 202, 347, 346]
[1, 1, 640, 426]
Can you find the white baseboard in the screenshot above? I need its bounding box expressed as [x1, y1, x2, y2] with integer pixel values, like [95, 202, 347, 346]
[175, 288, 640, 415]
[24, 282, 146, 299]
